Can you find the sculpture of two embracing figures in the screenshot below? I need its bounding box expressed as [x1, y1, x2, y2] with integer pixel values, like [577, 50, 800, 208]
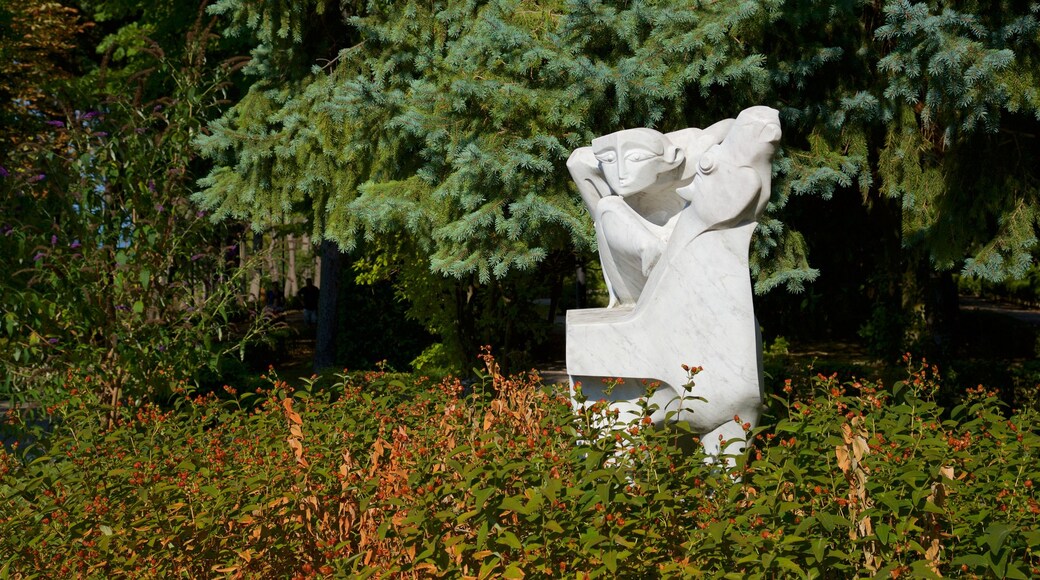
[566, 106, 781, 464]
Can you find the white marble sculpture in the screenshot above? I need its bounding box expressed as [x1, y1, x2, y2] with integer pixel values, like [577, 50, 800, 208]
[566, 106, 781, 462]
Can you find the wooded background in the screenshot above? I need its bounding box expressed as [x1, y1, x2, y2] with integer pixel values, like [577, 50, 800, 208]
[3, 0, 1039, 399]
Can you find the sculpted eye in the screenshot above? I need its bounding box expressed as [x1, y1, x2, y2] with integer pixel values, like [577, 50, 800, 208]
[698, 154, 717, 174]
[625, 150, 658, 162]
[595, 152, 616, 163]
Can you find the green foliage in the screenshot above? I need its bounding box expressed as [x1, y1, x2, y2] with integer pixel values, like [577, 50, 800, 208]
[347, 235, 563, 373]
[0, 1, 86, 181]
[193, 0, 1040, 362]
[959, 266, 1040, 306]
[195, 0, 792, 281]
[335, 252, 435, 372]
[0, 15, 260, 407]
[871, 1, 1040, 280]
[78, 0, 252, 101]
[3, 355, 1038, 576]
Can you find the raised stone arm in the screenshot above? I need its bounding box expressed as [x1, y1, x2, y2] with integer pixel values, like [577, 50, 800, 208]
[567, 147, 625, 305]
[567, 141, 677, 306]
[566, 146, 613, 215]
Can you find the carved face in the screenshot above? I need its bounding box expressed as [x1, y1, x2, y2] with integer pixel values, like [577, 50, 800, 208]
[676, 106, 781, 227]
[591, 128, 683, 197]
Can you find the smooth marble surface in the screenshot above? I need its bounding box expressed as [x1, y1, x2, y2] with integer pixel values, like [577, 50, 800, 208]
[567, 106, 781, 460]
[567, 121, 732, 307]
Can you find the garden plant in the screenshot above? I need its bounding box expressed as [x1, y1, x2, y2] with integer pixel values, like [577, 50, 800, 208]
[2, 353, 1038, 577]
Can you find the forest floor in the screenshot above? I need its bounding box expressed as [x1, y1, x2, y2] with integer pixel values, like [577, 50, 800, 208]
[960, 295, 1040, 325]
[268, 309, 319, 384]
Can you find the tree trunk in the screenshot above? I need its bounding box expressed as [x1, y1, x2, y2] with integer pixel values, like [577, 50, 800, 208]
[248, 232, 262, 302]
[286, 233, 298, 298]
[575, 263, 587, 309]
[313, 239, 343, 372]
[264, 233, 279, 286]
[547, 271, 562, 323]
[906, 259, 960, 361]
[303, 234, 319, 285]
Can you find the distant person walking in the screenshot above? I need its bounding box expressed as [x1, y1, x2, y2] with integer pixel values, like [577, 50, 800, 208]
[299, 278, 320, 325]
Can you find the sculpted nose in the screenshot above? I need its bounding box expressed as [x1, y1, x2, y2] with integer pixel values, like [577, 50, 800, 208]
[677, 174, 699, 202]
[616, 157, 628, 182]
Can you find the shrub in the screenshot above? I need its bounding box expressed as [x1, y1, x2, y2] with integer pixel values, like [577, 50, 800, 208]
[0, 24, 264, 413]
[1, 355, 1038, 577]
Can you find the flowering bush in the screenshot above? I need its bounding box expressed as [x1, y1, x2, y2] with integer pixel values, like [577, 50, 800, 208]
[1, 354, 1038, 577]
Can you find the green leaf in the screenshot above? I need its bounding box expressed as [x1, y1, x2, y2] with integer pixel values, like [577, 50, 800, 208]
[708, 520, 728, 542]
[543, 478, 561, 502]
[950, 553, 988, 569]
[473, 486, 495, 509]
[457, 509, 479, 523]
[985, 523, 1012, 554]
[922, 500, 945, 514]
[816, 512, 850, 531]
[904, 560, 942, 579]
[477, 561, 499, 579]
[499, 496, 527, 514]
[133, 301, 144, 314]
[477, 520, 490, 548]
[875, 522, 893, 545]
[497, 530, 522, 550]
[523, 491, 543, 513]
[991, 550, 1012, 578]
[200, 485, 220, 497]
[580, 529, 606, 548]
[1002, 562, 1030, 580]
[442, 534, 466, 549]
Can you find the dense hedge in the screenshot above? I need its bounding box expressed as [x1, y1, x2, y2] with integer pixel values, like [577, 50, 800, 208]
[2, 355, 1039, 578]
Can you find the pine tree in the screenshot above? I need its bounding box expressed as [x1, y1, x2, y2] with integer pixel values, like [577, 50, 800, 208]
[196, 0, 1040, 363]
